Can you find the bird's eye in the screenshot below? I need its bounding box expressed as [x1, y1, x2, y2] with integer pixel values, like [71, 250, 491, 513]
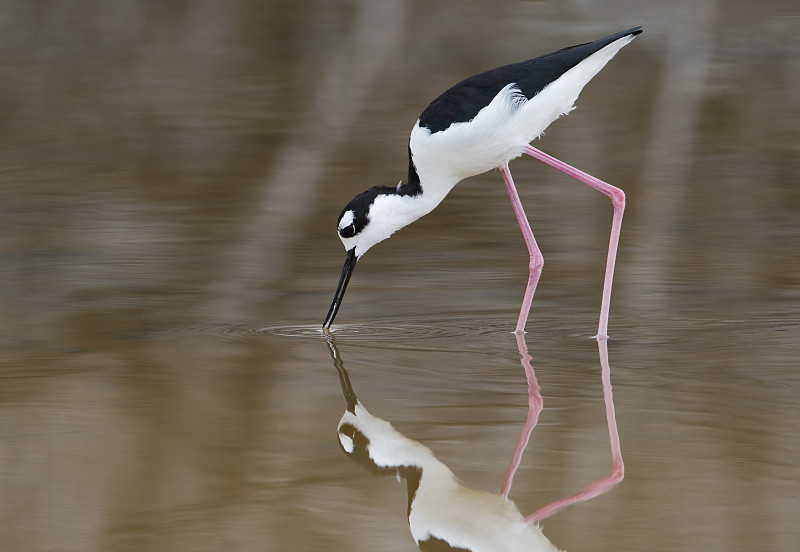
[339, 224, 356, 238]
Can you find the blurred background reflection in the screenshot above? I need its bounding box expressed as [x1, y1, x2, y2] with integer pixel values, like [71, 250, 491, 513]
[0, 1, 798, 551]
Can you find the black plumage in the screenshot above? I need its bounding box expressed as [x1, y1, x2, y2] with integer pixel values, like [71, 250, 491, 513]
[418, 27, 642, 134]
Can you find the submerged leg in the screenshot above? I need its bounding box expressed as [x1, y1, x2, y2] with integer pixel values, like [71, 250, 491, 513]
[523, 145, 625, 339]
[524, 336, 624, 523]
[500, 163, 544, 335]
[500, 332, 543, 498]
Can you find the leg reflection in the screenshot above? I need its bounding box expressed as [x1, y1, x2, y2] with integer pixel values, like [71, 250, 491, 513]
[522, 335, 625, 523]
[500, 332, 543, 499]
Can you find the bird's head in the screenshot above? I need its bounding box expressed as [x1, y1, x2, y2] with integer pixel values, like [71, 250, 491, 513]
[335, 185, 407, 257]
[331, 343, 408, 474]
[324, 185, 421, 328]
[337, 395, 432, 477]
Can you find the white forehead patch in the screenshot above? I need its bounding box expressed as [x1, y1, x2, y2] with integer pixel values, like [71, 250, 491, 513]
[338, 432, 354, 453]
[338, 210, 355, 230]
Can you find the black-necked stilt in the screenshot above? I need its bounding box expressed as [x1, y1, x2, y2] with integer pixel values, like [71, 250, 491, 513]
[323, 27, 642, 335]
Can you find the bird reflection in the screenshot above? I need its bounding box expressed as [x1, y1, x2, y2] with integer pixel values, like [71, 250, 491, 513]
[327, 334, 623, 551]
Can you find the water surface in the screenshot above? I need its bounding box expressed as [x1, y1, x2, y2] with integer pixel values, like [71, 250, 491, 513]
[1, 1, 798, 551]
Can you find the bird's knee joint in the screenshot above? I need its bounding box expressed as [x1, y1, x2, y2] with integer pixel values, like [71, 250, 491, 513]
[612, 189, 626, 209]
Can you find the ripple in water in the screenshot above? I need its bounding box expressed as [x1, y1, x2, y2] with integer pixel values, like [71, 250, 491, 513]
[257, 315, 580, 353]
[162, 314, 597, 351]
[260, 319, 486, 347]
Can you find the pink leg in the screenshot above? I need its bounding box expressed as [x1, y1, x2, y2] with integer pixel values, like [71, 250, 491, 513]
[500, 163, 544, 335]
[524, 336, 624, 523]
[500, 332, 543, 498]
[523, 145, 625, 339]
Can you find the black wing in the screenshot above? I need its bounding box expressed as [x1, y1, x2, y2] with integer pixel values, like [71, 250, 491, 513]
[418, 27, 642, 134]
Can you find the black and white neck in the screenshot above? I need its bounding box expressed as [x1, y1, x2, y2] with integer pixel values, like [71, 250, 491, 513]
[336, 153, 447, 259]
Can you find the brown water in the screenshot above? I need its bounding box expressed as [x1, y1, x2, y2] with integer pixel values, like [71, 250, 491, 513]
[1, 1, 799, 551]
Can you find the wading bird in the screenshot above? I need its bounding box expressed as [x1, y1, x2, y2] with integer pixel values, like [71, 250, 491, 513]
[323, 27, 642, 335]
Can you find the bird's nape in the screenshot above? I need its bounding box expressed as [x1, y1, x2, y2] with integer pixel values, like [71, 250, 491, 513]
[322, 248, 358, 329]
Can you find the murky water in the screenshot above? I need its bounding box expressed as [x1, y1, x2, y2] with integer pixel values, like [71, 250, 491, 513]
[1, 1, 799, 551]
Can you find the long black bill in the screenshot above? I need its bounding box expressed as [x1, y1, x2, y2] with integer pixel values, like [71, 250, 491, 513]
[322, 248, 357, 329]
[326, 336, 358, 413]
